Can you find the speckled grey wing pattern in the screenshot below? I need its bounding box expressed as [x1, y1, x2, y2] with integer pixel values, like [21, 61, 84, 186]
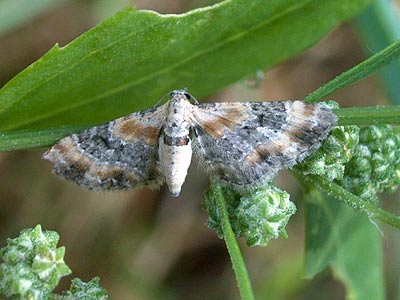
[43, 105, 166, 190]
[191, 101, 337, 188]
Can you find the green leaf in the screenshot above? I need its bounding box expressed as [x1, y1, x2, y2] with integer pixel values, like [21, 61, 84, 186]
[0, 0, 372, 150]
[304, 188, 384, 300]
[0, 0, 67, 37]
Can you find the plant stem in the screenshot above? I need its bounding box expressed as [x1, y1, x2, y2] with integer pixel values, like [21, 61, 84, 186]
[214, 185, 254, 300]
[334, 105, 400, 126]
[304, 174, 400, 228]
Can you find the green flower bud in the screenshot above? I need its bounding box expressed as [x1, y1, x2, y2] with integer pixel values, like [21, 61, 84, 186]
[0, 225, 71, 300]
[203, 184, 296, 247]
[341, 125, 400, 202]
[299, 101, 359, 181]
[55, 277, 108, 300]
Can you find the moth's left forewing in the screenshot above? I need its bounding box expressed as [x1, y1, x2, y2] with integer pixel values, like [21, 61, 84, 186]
[190, 101, 337, 189]
[245, 101, 337, 166]
[189, 101, 264, 184]
[285, 101, 337, 158]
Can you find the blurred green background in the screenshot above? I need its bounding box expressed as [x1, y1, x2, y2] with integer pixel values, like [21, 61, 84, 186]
[0, 0, 400, 299]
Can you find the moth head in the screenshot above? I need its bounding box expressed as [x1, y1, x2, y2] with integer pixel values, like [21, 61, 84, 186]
[170, 89, 193, 102]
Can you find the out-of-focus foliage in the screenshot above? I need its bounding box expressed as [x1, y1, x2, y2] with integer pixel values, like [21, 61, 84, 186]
[354, 0, 400, 105]
[304, 188, 384, 300]
[0, 0, 66, 37]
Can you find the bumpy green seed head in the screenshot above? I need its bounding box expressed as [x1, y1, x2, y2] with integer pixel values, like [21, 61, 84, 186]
[55, 277, 108, 300]
[0, 225, 71, 300]
[203, 184, 296, 247]
[341, 125, 400, 202]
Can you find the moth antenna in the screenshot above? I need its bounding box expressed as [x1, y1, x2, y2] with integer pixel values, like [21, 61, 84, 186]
[189, 93, 199, 105]
[154, 91, 174, 107]
[182, 88, 199, 104]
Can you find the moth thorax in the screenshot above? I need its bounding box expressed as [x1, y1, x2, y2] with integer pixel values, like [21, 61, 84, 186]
[159, 135, 193, 197]
[164, 98, 192, 131]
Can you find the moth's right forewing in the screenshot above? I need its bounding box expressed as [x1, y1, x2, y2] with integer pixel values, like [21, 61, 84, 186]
[43, 105, 167, 190]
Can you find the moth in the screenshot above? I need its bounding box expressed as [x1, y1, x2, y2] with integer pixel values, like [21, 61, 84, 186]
[43, 89, 337, 196]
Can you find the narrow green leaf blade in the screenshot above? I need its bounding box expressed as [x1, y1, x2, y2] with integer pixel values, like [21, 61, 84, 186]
[334, 105, 400, 126]
[0, 0, 372, 150]
[304, 188, 384, 300]
[304, 39, 400, 102]
[0, 126, 87, 151]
